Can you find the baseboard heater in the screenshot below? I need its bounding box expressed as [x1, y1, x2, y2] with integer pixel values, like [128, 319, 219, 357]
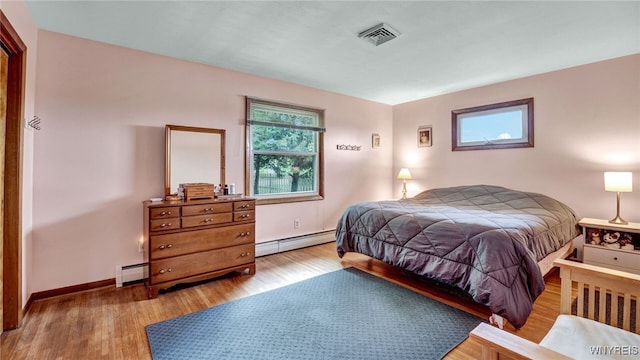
[115, 263, 146, 288]
[255, 229, 335, 257]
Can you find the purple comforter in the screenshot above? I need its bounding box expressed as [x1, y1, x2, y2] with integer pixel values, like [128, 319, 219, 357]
[336, 185, 579, 328]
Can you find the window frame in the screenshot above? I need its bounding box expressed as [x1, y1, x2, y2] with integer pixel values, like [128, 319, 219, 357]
[451, 98, 534, 151]
[245, 97, 325, 205]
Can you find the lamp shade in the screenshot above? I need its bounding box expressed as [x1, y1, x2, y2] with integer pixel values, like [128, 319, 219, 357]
[604, 172, 633, 192]
[397, 168, 412, 180]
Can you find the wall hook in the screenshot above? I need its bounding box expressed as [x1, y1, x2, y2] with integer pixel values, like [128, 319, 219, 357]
[27, 116, 41, 130]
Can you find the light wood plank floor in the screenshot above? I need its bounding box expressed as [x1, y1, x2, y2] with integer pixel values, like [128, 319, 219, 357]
[1, 242, 561, 359]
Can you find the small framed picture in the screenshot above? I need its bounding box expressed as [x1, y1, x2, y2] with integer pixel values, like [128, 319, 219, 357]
[418, 126, 432, 147]
[372, 133, 380, 148]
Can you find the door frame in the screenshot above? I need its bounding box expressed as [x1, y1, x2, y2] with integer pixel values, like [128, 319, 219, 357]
[0, 10, 25, 331]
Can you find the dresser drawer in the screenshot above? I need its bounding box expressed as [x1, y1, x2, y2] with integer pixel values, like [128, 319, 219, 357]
[234, 201, 255, 211]
[149, 218, 180, 232]
[182, 203, 233, 216]
[234, 211, 255, 222]
[583, 245, 640, 274]
[149, 223, 255, 259]
[150, 206, 180, 219]
[182, 213, 233, 228]
[150, 243, 255, 283]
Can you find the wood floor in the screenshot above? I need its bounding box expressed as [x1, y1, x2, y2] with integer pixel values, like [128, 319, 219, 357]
[1, 242, 562, 359]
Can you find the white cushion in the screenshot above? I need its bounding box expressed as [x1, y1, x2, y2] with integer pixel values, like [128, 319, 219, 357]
[540, 315, 640, 359]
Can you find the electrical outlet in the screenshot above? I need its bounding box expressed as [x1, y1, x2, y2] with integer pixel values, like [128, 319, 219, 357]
[294, 218, 300, 229]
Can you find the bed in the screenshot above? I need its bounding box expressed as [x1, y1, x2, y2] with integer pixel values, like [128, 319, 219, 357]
[335, 185, 579, 329]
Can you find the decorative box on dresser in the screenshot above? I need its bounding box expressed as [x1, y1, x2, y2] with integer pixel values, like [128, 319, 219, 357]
[580, 217, 640, 275]
[143, 197, 256, 298]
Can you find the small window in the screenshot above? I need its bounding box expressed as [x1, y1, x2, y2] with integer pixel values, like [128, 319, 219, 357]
[452, 98, 534, 151]
[246, 97, 325, 205]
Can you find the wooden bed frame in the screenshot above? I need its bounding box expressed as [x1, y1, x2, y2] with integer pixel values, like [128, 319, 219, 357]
[470, 258, 640, 359]
[538, 240, 574, 277]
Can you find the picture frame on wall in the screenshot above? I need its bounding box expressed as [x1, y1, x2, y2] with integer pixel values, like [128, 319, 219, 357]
[372, 133, 380, 148]
[418, 126, 432, 147]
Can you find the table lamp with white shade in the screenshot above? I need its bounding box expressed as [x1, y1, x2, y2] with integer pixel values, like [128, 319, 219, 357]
[604, 171, 633, 225]
[397, 168, 412, 199]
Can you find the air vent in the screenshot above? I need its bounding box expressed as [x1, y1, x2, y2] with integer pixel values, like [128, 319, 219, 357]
[358, 23, 400, 46]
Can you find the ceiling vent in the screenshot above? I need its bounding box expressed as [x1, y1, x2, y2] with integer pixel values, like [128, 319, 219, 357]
[358, 23, 400, 46]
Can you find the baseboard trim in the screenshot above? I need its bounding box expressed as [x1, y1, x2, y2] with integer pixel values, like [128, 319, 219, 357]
[24, 278, 115, 314]
[256, 229, 335, 257]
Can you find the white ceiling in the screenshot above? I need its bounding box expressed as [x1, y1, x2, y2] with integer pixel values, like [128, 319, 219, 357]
[24, 1, 640, 105]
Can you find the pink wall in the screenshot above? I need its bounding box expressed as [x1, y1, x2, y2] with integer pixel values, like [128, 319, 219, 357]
[393, 54, 640, 241]
[32, 30, 393, 293]
[1, 0, 38, 308]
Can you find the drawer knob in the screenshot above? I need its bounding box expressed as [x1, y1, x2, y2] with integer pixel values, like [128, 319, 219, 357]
[159, 245, 165, 250]
[167, 244, 173, 248]
[158, 244, 173, 250]
[240, 232, 251, 236]
[240, 252, 251, 257]
[160, 223, 172, 228]
[160, 211, 172, 216]
[240, 204, 249, 208]
[204, 207, 213, 212]
[158, 268, 173, 274]
[204, 218, 213, 223]
[241, 214, 250, 218]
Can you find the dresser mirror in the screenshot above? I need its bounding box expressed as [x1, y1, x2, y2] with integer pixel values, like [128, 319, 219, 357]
[165, 125, 226, 196]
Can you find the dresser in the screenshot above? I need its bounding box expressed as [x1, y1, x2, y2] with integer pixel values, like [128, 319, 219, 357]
[143, 197, 256, 298]
[580, 217, 640, 275]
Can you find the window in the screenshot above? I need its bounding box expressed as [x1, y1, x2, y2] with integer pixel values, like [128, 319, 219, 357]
[452, 98, 534, 151]
[245, 97, 325, 204]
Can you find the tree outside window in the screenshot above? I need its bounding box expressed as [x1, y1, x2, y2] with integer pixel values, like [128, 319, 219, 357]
[246, 98, 324, 204]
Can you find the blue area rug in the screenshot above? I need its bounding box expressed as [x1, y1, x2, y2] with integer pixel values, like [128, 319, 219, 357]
[146, 267, 482, 359]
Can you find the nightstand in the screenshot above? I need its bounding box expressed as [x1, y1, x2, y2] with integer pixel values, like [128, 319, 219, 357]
[579, 218, 640, 275]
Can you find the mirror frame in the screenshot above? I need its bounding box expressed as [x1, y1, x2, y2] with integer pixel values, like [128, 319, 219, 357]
[165, 125, 226, 196]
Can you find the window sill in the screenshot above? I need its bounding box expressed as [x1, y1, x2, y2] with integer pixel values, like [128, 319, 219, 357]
[256, 195, 324, 206]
